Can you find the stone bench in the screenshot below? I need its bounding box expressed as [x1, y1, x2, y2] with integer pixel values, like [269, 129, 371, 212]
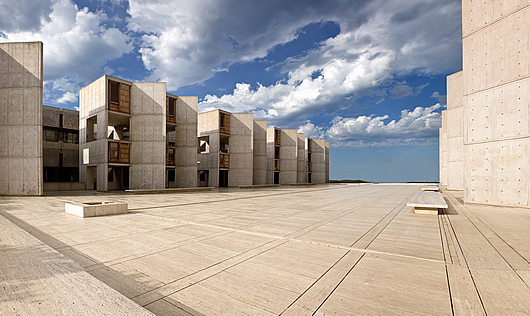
[65, 201, 128, 218]
[421, 185, 439, 191]
[407, 191, 448, 215]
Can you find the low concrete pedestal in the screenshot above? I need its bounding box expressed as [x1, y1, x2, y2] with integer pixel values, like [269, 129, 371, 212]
[65, 201, 128, 218]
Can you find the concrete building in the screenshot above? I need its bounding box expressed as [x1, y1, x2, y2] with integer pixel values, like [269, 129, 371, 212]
[253, 120, 268, 185]
[79, 75, 197, 191]
[0, 42, 43, 195]
[441, 1, 530, 207]
[42, 105, 83, 191]
[197, 110, 254, 187]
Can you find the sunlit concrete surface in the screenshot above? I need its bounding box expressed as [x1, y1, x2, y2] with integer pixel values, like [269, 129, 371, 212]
[1, 184, 530, 315]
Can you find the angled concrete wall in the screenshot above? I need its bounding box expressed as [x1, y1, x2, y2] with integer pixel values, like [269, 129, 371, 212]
[253, 120, 267, 185]
[266, 127, 275, 184]
[311, 139, 326, 184]
[279, 129, 298, 184]
[0, 42, 43, 195]
[229, 113, 253, 186]
[198, 110, 220, 187]
[129, 82, 166, 190]
[297, 133, 306, 184]
[175, 96, 198, 188]
[443, 1, 530, 208]
[446, 72, 464, 191]
[79, 76, 108, 191]
[325, 141, 329, 183]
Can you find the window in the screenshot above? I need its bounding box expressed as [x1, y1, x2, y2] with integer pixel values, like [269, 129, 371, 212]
[44, 129, 56, 142]
[58, 131, 64, 142]
[169, 98, 175, 116]
[168, 148, 175, 161]
[59, 114, 63, 128]
[275, 147, 280, 159]
[168, 170, 175, 182]
[220, 113, 225, 128]
[109, 142, 119, 162]
[110, 81, 119, 103]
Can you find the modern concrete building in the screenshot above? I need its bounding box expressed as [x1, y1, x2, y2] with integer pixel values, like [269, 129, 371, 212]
[197, 110, 254, 187]
[441, 1, 530, 207]
[253, 120, 268, 185]
[79, 75, 197, 191]
[42, 105, 83, 191]
[0, 42, 43, 195]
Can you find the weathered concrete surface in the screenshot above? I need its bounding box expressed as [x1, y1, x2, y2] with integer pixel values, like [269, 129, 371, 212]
[0, 208, 154, 315]
[0, 42, 43, 195]
[444, 2, 530, 208]
[3, 185, 529, 315]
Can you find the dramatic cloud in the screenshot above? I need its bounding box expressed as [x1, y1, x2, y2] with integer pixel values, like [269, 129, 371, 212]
[0, 0, 133, 105]
[330, 104, 442, 147]
[196, 0, 461, 126]
[300, 104, 442, 148]
[127, 0, 374, 90]
[0, 0, 54, 33]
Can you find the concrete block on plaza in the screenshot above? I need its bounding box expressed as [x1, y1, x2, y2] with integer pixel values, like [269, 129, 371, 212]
[65, 201, 128, 218]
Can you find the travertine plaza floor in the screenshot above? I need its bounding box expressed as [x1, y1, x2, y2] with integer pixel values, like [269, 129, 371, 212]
[2, 184, 530, 315]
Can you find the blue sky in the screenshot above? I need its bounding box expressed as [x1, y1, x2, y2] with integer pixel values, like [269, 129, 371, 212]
[0, 0, 462, 182]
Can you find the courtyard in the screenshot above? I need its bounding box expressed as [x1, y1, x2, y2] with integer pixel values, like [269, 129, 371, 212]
[1, 184, 530, 315]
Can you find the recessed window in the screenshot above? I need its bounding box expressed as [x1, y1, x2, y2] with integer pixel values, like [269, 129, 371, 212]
[44, 129, 56, 142]
[169, 98, 175, 116]
[59, 114, 63, 128]
[110, 81, 119, 103]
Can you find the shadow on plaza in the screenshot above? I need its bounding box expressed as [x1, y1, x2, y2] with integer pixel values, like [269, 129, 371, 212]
[0, 210, 205, 315]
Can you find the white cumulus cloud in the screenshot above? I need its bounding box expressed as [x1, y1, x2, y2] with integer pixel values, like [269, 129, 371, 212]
[322, 104, 442, 148]
[1, 0, 133, 106]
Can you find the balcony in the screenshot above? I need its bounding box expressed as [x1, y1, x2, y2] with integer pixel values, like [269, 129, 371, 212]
[108, 141, 129, 164]
[219, 153, 230, 168]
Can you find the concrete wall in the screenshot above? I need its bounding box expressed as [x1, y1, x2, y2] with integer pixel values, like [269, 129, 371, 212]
[253, 120, 267, 185]
[0, 42, 43, 195]
[279, 129, 298, 184]
[443, 2, 530, 207]
[311, 139, 326, 184]
[129, 82, 166, 190]
[43, 105, 78, 130]
[198, 110, 220, 187]
[325, 141, 329, 183]
[79, 76, 107, 190]
[446, 72, 464, 191]
[229, 113, 253, 186]
[266, 127, 275, 184]
[297, 133, 306, 183]
[175, 96, 198, 188]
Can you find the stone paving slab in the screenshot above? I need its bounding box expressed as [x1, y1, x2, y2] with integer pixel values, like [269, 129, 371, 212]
[2, 184, 530, 315]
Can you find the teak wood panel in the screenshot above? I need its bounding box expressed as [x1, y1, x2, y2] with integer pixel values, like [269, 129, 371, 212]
[220, 153, 230, 168]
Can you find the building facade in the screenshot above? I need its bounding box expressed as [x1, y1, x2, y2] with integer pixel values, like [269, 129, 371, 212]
[441, 1, 530, 207]
[42, 106, 82, 190]
[0, 42, 43, 195]
[79, 75, 198, 191]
